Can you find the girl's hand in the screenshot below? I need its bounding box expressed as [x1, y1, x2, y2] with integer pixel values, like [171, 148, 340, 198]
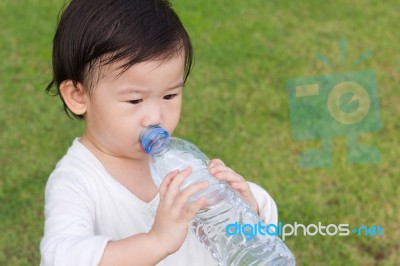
[149, 167, 208, 256]
[208, 159, 259, 214]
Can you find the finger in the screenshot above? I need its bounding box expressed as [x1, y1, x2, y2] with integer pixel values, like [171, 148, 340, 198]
[183, 197, 207, 221]
[162, 167, 192, 206]
[169, 167, 192, 191]
[229, 183, 259, 212]
[209, 164, 235, 176]
[172, 181, 209, 212]
[208, 159, 225, 168]
[230, 181, 251, 194]
[159, 170, 179, 197]
[212, 169, 245, 183]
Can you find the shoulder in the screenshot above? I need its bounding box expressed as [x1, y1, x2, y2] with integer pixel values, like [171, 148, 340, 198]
[45, 138, 106, 199]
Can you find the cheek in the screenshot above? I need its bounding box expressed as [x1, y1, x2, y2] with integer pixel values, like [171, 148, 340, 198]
[103, 118, 139, 150]
[88, 103, 132, 137]
[170, 98, 182, 119]
[173, 100, 182, 116]
[163, 99, 182, 132]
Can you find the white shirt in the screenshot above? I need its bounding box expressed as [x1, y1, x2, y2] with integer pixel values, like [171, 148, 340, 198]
[40, 139, 278, 266]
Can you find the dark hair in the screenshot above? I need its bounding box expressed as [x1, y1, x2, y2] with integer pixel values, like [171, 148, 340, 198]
[46, 0, 193, 119]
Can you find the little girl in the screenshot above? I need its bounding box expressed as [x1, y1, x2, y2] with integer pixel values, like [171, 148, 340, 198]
[40, 1, 278, 265]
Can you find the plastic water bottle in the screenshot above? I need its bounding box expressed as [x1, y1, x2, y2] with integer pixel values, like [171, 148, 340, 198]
[140, 125, 296, 266]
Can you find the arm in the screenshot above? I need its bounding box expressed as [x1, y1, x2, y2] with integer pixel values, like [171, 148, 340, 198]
[99, 233, 167, 266]
[99, 168, 208, 266]
[40, 169, 110, 266]
[41, 167, 207, 266]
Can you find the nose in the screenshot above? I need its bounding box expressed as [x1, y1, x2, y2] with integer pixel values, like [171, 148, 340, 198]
[141, 102, 163, 127]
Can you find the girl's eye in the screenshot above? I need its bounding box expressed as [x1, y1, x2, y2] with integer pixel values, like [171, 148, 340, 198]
[128, 99, 143, 104]
[163, 94, 178, 100]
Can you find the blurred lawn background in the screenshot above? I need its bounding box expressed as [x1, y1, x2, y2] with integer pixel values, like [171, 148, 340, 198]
[0, 0, 399, 265]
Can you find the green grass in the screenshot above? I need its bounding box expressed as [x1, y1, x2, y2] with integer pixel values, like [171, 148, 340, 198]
[1, 0, 399, 265]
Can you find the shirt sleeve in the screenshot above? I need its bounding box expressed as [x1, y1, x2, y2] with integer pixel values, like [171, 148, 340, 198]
[40, 168, 110, 266]
[247, 181, 278, 225]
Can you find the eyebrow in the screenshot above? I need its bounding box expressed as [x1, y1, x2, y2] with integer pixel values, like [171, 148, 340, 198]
[118, 81, 185, 95]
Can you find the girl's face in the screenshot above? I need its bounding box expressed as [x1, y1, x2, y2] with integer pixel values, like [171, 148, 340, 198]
[82, 53, 185, 160]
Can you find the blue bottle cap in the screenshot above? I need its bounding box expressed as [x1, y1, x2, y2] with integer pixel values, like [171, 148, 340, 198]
[140, 125, 170, 156]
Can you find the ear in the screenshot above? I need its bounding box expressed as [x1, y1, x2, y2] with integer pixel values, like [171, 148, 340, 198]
[60, 80, 88, 116]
